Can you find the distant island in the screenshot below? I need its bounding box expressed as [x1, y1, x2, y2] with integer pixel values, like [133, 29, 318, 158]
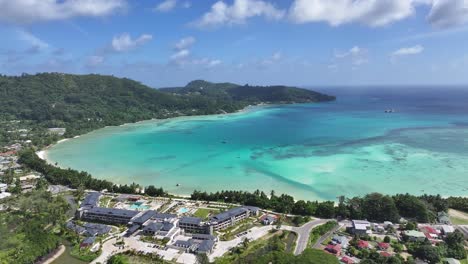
[0, 73, 335, 143]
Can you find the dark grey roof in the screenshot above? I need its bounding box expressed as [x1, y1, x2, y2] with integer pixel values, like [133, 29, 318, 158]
[83, 223, 112, 236]
[132, 210, 157, 225]
[87, 207, 139, 218]
[243, 206, 260, 212]
[81, 192, 101, 208]
[66, 221, 86, 234]
[162, 222, 174, 231]
[197, 240, 215, 253]
[126, 224, 140, 235]
[175, 239, 195, 248]
[180, 216, 202, 225]
[143, 222, 163, 232]
[82, 237, 95, 244]
[210, 207, 249, 223]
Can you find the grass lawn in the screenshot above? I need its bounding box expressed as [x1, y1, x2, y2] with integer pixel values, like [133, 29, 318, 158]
[282, 231, 297, 253]
[448, 209, 468, 225]
[459, 258, 468, 264]
[193, 208, 215, 219]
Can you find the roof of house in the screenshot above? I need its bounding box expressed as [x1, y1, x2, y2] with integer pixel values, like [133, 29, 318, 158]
[175, 239, 195, 248]
[210, 207, 249, 223]
[340, 256, 354, 264]
[352, 220, 371, 230]
[87, 207, 139, 218]
[325, 244, 341, 252]
[405, 230, 426, 238]
[161, 222, 174, 232]
[81, 237, 95, 245]
[83, 223, 112, 235]
[131, 210, 157, 225]
[380, 252, 392, 257]
[81, 192, 101, 208]
[143, 222, 164, 232]
[378, 242, 390, 249]
[357, 240, 369, 248]
[422, 226, 438, 234]
[441, 225, 455, 233]
[180, 216, 202, 225]
[197, 239, 215, 252]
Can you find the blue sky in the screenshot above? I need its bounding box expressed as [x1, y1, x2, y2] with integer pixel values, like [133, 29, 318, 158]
[1, 0, 468, 87]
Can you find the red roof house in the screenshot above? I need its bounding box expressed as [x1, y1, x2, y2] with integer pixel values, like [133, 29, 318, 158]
[377, 242, 390, 250]
[325, 244, 341, 255]
[380, 252, 392, 257]
[357, 240, 369, 249]
[340, 256, 355, 264]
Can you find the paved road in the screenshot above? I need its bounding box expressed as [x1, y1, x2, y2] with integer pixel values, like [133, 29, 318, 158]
[288, 219, 329, 255]
[312, 224, 341, 249]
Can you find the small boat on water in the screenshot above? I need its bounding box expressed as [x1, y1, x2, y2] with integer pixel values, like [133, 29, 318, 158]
[176, 183, 180, 187]
[221, 140, 227, 144]
[384, 109, 395, 113]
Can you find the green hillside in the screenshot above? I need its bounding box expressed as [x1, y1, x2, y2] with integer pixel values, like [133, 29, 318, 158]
[0, 73, 334, 137]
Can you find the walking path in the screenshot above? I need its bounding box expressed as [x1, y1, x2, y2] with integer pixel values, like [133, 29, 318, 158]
[38, 245, 65, 264]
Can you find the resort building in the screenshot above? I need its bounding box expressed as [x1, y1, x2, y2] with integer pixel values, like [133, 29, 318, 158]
[178, 216, 213, 235]
[351, 220, 371, 235]
[209, 206, 260, 231]
[80, 207, 140, 225]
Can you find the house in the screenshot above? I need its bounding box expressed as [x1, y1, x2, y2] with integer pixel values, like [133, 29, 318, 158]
[0, 183, 7, 192]
[351, 220, 371, 235]
[80, 237, 96, 248]
[0, 192, 12, 200]
[380, 252, 392, 257]
[357, 240, 369, 249]
[209, 206, 260, 231]
[438, 212, 451, 225]
[260, 214, 278, 225]
[325, 244, 341, 255]
[377, 242, 390, 251]
[421, 226, 439, 239]
[404, 230, 427, 242]
[48, 128, 66, 136]
[66, 221, 87, 235]
[340, 256, 355, 264]
[332, 235, 349, 249]
[179, 217, 213, 235]
[83, 223, 112, 236]
[439, 225, 455, 235]
[80, 207, 139, 225]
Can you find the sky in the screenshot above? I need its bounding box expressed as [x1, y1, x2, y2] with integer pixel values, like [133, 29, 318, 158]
[0, 0, 468, 88]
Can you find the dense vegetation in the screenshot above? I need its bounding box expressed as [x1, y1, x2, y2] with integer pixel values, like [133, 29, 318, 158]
[161, 80, 335, 104]
[215, 231, 338, 264]
[0, 190, 69, 264]
[0, 73, 334, 138]
[191, 190, 456, 223]
[18, 149, 167, 197]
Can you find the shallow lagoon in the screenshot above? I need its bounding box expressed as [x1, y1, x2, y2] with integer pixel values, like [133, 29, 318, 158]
[46, 87, 468, 200]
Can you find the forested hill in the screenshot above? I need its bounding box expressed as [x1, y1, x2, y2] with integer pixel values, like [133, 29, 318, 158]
[0, 73, 334, 137]
[160, 80, 336, 103]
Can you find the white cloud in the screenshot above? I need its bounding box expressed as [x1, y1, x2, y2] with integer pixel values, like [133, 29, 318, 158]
[289, 0, 421, 27]
[175, 36, 196, 50]
[427, 0, 468, 28]
[16, 30, 49, 50]
[171, 49, 190, 61]
[392, 45, 424, 56]
[334, 46, 368, 66]
[194, 0, 285, 28]
[0, 0, 126, 24]
[86, 55, 104, 67]
[111, 33, 152, 52]
[155, 0, 178, 12]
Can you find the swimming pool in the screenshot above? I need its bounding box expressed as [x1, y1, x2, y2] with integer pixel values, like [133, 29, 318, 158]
[129, 202, 150, 210]
[178, 207, 189, 214]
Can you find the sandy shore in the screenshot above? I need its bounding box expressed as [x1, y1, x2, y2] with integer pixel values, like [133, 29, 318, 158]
[36, 138, 71, 161]
[38, 245, 65, 264]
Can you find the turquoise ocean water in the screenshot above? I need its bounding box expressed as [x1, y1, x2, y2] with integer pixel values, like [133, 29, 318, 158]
[45, 87, 468, 200]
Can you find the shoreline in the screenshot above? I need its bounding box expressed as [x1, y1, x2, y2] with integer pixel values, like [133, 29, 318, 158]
[37, 104, 267, 163]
